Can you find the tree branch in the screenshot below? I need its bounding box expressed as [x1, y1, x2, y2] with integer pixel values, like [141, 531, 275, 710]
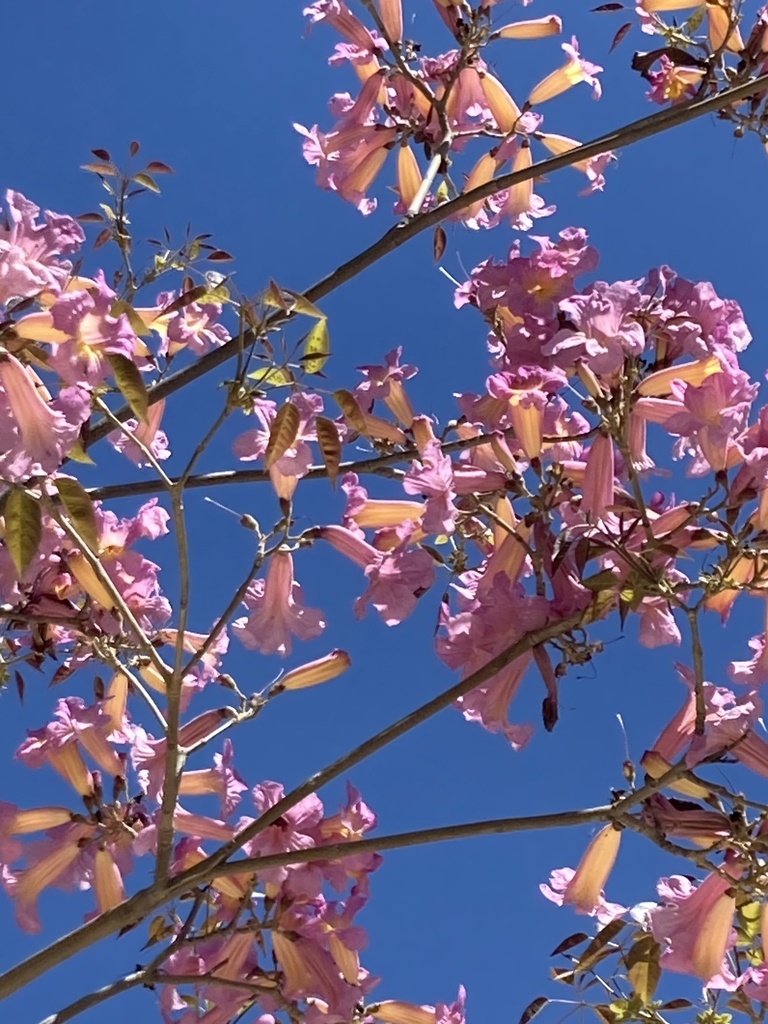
[0, 610, 583, 1001]
[37, 971, 148, 1024]
[82, 72, 768, 451]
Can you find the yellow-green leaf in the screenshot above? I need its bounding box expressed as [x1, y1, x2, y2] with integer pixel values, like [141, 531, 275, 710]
[111, 299, 152, 337]
[106, 353, 149, 425]
[132, 171, 160, 193]
[66, 439, 95, 465]
[315, 415, 342, 487]
[285, 289, 325, 319]
[575, 918, 625, 976]
[264, 402, 300, 470]
[301, 319, 330, 375]
[56, 477, 100, 554]
[626, 934, 660, 1004]
[262, 279, 288, 311]
[248, 365, 295, 388]
[334, 389, 367, 435]
[5, 489, 42, 576]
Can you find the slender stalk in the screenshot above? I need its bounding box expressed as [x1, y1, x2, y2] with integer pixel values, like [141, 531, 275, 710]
[687, 606, 707, 736]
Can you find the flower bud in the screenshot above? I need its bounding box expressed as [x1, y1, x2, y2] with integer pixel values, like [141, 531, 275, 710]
[495, 16, 562, 39]
[279, 649, 352, 690]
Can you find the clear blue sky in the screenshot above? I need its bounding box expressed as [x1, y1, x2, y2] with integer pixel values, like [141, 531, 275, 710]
[3, 2, 768, 1023]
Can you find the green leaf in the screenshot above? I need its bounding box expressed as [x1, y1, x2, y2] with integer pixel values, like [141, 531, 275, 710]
[625, 934, 660, 1004]
[106, 353, 149, 425]
[301, 319, 330, 375]
[5, 489, 42, 575]
[56, 477, 100, 554]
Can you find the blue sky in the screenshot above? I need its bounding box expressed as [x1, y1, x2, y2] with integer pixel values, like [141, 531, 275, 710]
[3, 2, 768, 1023]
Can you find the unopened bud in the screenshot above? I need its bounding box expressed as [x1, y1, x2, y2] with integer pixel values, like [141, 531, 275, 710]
[279, 650, 352, 690]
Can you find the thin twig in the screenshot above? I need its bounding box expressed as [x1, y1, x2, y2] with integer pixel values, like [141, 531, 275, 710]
[37, 970, 148, 1024]
[88, 425, 594, 502]
[687, 606, 707, 736]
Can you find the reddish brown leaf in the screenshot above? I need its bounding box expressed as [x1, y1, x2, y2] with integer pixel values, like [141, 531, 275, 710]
[161, 285, 209, 316]
[129, 140, 141, 157]
[591, 2, 625, 9]
[76, 211, 105, 223]
[15, 670, 23, 704]
[206, 249, 234, 261]
[93, 227, 112, 249]
[145, 160, 175, 174]
[91, 147, 111, 161]
[81, 162, 117, 176]
[551, 933, 589, 956]
[518, 998, 548, 1024]
[264, 402, 301, 470]
[609, 22, 632, 51]
[334, 389, 368, 435]
[433, 225, 447, 262]
[315, 416, 342, 487]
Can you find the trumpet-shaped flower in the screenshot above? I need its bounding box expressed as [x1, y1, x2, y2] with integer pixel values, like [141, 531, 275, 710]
[403, 441, 457, 535]
[232, 549, 326, 655]
[649, 865, 741, 985]
[527, 37, 603, 105]
[316, 523, 434, 625]
[0, 190, 83, 307]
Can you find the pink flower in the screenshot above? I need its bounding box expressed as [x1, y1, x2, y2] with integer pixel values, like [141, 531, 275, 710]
[527, 36, 603, 105]
[541, 863, 626, 925]
[316, 523, 434, 625]
[109, 398, 170, 466]
[232, 549, 326, 655]
[0, 190, 83, 306]
[0, 354, 84, 480]
[403, 441, 457, 535]
[233, 392, 322, 499]
[356, 346, 416, 425]
[304, 0, 382, 53]
[649, 864, 741, 985]
[156, 290, 230, 356]
[662, 353, 757, 472]
[178, 740, 248, 818]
